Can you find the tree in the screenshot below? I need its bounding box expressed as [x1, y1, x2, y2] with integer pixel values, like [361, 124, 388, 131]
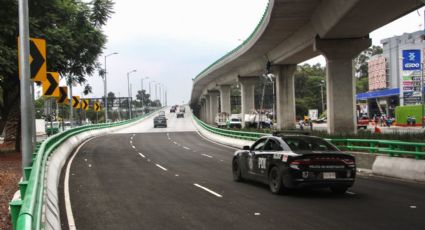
[354, 45, 383, 78]
[0, 0, 114, 144]
[135, 89, 152, 106]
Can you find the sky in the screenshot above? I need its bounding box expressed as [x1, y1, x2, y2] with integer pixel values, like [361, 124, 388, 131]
[54, 1, 425, 106]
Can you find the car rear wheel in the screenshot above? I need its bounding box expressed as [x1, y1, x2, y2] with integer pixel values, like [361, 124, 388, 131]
[330, 186, 348, 194]
[232, 159, 243, 182]
[269, 167, 288, 195]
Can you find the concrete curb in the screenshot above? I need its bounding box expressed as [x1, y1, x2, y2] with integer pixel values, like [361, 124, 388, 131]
[43, 112, 159, 230]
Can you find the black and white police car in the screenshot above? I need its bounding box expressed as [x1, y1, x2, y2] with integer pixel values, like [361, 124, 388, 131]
[232, 132, 356, 194]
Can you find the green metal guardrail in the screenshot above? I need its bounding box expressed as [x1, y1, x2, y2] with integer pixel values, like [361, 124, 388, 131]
[9, 110, 159, 230]
[193, 115, 425, 159]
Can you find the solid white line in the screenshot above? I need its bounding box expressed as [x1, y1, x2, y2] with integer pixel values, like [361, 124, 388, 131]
[138, 152, 146, 158]
[156, 164, 168, 171]
[194, 183, 223, 198]
[346, 191, 356, 195]
[201, 154, 213, 158]
[65, 137, 97, 230]
[183, 146, 190, 150]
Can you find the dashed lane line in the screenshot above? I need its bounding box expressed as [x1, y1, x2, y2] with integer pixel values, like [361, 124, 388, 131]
[156, 164, 168, 171]
[201, 154, 213, 158]
[138, 152, 146, 158]
[183, 146, 190, 150]
[193, 183, 223, 198]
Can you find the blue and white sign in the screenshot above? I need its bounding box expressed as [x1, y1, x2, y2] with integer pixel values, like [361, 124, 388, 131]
[402, 49, 421, 70]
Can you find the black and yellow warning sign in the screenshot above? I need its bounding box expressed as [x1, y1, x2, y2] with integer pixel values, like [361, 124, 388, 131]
[57, 87, 68, 104]
[72, 96, 80, 109]
[42, 72, 59, 97]
[18, 37, 47, 82]
[81, 99, 89, 110]
[94, 102, 101, 112]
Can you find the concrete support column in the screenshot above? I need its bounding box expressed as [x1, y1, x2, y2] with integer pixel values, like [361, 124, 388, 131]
[274, 65, 297, 130]
[208, 91, 220, 124]
[239, 76, 257, 128]
[314, 37, 371, 134]
[219, 85, 232, 114]
[205, 95, 211, 124]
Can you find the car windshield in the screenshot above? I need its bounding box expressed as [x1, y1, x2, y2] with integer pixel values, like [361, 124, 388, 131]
[231, 119, 240, 122]
[282, 137, 338, 152]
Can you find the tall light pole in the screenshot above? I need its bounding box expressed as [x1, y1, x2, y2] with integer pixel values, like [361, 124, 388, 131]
[320, 80, 325, 114]
[104, 52, 118, 122]
[127, 69, 137, 119]
[141, 76, 149, 109]
[18, 0, 33, 177]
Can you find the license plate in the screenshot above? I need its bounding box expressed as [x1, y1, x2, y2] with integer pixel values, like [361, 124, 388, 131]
[323, 172, 336, 179]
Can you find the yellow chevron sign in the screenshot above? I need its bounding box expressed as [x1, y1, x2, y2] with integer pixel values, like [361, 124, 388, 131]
[72, 96, 80, 109]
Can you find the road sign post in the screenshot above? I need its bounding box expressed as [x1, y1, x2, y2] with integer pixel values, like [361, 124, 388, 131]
[18, 0, 33, 179]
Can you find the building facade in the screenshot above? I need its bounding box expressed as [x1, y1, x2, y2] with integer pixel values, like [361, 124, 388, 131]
[357, 30, 425, 117]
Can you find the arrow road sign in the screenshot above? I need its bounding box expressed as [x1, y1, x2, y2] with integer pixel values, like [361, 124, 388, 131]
[43, 72, 59, 97]
[72, 96, 80, 109]
[57, 87, 68, 104]
[18, 37, 47, 82]
[94, 102, 101, 112]
[81, 99, 89, 110]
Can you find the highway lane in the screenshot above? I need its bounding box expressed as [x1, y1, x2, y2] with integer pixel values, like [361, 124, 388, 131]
[60, 109, 425, 230]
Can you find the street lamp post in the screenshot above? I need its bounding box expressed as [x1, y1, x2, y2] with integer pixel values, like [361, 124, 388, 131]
[127, 69, 137, 119]
[104, 52, 118, 122]
[320, 80, 325, 114]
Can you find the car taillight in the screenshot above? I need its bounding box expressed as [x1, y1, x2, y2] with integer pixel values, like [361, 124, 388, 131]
[289, 158, 311, 169]
[341, 159, 355, 167]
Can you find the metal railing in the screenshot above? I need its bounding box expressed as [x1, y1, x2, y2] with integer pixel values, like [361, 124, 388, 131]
[193, 115, 425, 159]
[9, 110, 159, 230]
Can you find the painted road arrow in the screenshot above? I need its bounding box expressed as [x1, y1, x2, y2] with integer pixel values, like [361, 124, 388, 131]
[57, 87, 68, 104]
[43, 72, 59, 97]
[72, 96, 80, 109]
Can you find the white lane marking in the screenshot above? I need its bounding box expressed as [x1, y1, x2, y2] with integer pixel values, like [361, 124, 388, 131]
[130, 140, 133, 144]
[175, 174, 179, 177]
[173, 141, 178, 145]
[201, 154, 213, 158]
[254, 212, 261, 216]
[220, 159, 224, 162]
[194, 183, 223, 198]
[156, 164, 168, 171]
[138, 152, 146, 158]
[88, 164, 92, 168]
[346, 191, 356, 195]
[410, 205, 417, 209]
[132, 146, 136, 149]
[65, 137, 97, 230]
[183, 146, 190, 150]
[147, 159, 151, 162]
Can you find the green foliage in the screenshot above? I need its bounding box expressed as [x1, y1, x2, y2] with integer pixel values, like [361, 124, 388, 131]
[356, 76, 369, 93]
[354, 45, 383, 78]
[0, 0, 114, 135]
[395, 105, 424, 125]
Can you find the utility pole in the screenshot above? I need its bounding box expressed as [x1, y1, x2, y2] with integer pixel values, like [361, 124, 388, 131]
[18, 0, 33, 178]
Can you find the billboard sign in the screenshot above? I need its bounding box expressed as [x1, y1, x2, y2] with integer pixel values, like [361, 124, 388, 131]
[402, 49, 421, 70]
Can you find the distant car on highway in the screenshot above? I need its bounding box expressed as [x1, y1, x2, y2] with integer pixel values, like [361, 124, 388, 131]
[232, 133, 356, 195]
[158, 111, 166, 117]
[153, 116, 167, 128]
[177, 111, 184, 118]
[170, 106, 177, 113]
[179, 106, 185, 113]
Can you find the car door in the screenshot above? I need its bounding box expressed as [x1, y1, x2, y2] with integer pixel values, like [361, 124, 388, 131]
[255, 138, 284, 182]
[246, 138, 267, 180]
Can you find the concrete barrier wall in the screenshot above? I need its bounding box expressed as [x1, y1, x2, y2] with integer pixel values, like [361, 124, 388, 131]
[373, 156, 425, 182]
[44, 113, 157, 230]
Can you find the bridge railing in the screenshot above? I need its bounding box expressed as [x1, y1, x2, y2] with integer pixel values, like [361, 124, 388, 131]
[9, 110, 159, 230]
[193, 115, 425, 159]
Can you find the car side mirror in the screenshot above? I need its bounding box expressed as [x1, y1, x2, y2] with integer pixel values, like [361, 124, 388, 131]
[242, 145, 250, 150]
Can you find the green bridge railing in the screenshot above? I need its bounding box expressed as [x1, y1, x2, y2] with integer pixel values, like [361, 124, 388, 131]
[9, 111, 158, 230]
[193, 115, 425, 159]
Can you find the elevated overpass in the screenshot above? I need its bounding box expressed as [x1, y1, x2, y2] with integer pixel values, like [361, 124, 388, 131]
[190, 0, 424, 134]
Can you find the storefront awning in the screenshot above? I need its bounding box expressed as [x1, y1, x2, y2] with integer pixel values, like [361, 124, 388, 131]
[356, 88, 400, 100]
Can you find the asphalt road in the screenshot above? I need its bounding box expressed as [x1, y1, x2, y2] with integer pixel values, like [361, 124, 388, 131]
[59, 108, 425, 230]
